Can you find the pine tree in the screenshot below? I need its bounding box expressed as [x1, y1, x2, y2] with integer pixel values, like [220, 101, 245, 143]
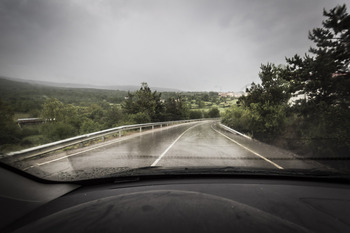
[285, 4, 350, 156]
[121, 83, 164, 122]
[286, 4, 350, 110]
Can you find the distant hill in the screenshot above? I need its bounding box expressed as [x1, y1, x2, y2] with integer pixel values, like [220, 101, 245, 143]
[1, 76, 182, 92]
[0, 77, 128, 108]
[0, 77, 187, 113]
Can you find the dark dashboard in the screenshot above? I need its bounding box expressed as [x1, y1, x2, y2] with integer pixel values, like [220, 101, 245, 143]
[1, 165, 350, 233]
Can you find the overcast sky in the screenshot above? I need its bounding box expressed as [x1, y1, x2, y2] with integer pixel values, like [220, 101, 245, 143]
[0, 0, 347, 91]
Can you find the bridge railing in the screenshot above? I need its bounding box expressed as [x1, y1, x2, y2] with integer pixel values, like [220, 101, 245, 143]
[3, 118, 218, 161]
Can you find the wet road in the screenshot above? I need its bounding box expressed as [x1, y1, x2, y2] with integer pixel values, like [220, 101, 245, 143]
[20, 120, 326, 180]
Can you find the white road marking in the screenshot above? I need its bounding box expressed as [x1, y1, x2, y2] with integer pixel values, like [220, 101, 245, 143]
[211, 125, 284, 170]
[151, 123, 202, 166]
[23, 133, 151, 170]
[24, 122, 201, 171]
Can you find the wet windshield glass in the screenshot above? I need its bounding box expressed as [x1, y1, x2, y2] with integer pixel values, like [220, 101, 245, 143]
[0, 0, 349, 181]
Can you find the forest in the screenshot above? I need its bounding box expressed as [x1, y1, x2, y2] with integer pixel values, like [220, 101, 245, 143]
[0, 79, 223, 153]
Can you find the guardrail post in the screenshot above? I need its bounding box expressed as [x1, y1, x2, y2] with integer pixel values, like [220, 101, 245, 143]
[102, 136, 105, 142]
[140, 127, 142, 132]
[160, 124, 162, 128]
[152, 125, 154, 130]
[119, 130, 122, 137]
[79, 142, 83, 148]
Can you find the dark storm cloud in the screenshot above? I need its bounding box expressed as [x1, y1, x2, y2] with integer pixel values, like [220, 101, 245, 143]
[0, 0, 347, 91]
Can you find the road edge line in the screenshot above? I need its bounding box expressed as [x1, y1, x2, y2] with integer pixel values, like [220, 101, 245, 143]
[211, 125, 284, 170]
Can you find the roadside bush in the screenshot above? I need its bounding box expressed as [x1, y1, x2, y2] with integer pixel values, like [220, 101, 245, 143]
[80, 118, 103, 134]
[189, 110, 203, 119]
[207, 107, 220, 118]
[125, 112, 151, 124]
[247, 102, 288, 139]
[221, 105, 251, 133]
[40, 122, 77, 141]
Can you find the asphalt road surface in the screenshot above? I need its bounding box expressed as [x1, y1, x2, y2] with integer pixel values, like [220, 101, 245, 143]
[15, 120, 327, 180]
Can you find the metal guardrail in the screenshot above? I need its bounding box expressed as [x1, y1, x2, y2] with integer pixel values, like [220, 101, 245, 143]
[4, 118, 216, 160]
[219, 123, 252, 140]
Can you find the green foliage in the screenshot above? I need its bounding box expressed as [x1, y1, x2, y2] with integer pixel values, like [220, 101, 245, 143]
[224, 5, 349, 158]
[230, 63, 290, 140]
[222, 106, 252, 133]
[41, 98, 65, 121]
[189, 110, 203, 119]
[207, 107, 220, 118]
[196, 100, 205, 108]
[164, 96, 189, 121]
[104, 105, 123, 128]
[284, 4, 350, 157]
[248, 102, 288, 138]
[222, 103, 287, 139]
[287, 102, 350, 157]
[0, 99, 22, 151]
[121, 83, 199, 123]
[122, 83, 164, 122]
[239, 63, 290, 107]
[1, 79, 231, 152]
[39, 122, 77, 141]
[201, 93, 210, 101]
[286, 4, 349, 110]
[129, 112, 152, 124]
[0, 78, 128, 112]
[80, 118, 103, 134]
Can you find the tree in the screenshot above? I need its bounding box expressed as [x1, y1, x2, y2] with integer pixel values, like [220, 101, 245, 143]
[164, 96, 189, 121]
[189, 110, 203, 119]
[240, 63, 291, 107]
[222, 105, 252, 134]
[40, 98, 81, 140]
[223, 4, 349, 155]
[207, 107, 220, 118]
[208, 92, 219, 102]
[105, 105, 123, 128]
[286, 4, 350, 110]
[80, 118, 103, 134]
[234, 64, 290, 138]
[41, 98, 65, 122]
[87, 104, 105, 123]
[40, 122, 77, 141]
[41, 98, 82, 126]
[285, 4, 350, 155]
[122, 83, 164, 122]
[201, 93, 210, 101]
[196, 100, 205, 108]
[0, 99, 21, 150]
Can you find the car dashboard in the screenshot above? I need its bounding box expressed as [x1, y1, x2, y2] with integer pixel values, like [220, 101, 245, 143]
[1, 165, 350, 233]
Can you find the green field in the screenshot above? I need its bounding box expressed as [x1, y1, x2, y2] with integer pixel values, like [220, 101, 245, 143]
[190, 99, 237, 113]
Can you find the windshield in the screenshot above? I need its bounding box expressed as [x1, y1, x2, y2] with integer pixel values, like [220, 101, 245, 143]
[0, 0, 349, 182]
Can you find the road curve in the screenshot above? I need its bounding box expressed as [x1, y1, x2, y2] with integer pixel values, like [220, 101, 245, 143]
[19, 120, 326, 180]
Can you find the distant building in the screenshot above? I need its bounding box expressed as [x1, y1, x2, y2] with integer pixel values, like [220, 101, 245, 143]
[218, 92, 244, 98]
[17, 118, 44, 128]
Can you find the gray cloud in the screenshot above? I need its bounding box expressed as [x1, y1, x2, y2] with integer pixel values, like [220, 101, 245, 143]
[0, 0, 347, 91]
